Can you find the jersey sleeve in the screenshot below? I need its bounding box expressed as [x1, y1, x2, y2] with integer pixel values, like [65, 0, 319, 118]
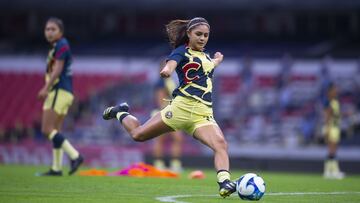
[54, 40, 70, 60]
[167, 46, 185, 64]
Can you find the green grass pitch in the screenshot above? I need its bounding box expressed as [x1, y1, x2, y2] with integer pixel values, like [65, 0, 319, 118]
[1, 165, 360, 203]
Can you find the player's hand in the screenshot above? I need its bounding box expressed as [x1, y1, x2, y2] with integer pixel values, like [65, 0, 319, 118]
[160, 68, 171, 78]
[213, 52, 224, 66]
[37, 86, 48, 100]
[160, 60, 177, 78]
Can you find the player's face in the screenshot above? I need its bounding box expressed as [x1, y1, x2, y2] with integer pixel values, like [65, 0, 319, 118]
[187, 24, 210, 51]
[44, 22, 63, 43]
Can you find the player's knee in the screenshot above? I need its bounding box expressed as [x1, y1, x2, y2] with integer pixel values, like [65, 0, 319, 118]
[131, 130, 146, 142]
[41, 127, 52, 137]
[132, 134, 146, 142]
[216, 136, 228, 151]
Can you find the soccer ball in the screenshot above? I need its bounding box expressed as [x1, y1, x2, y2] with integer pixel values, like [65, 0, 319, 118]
[236, 173, 265, 201]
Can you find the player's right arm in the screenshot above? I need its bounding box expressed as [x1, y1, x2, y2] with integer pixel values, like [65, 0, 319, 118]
[38, 60, 64, 100]
[160, 60, 177, 78]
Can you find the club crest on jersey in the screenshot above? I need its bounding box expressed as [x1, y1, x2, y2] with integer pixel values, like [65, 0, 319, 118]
[165, 111, 173, 119]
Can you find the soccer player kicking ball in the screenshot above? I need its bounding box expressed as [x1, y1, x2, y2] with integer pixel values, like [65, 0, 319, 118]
[103, 17, 236, 197]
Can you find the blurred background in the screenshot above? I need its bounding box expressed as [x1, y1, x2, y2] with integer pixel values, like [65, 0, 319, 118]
[0, 0, 360, 173]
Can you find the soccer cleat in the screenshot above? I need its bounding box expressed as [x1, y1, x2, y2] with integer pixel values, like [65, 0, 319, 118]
[69, 155, 84, 175]
[218, 179, 237, 198]
[102, 102, 129, 120]
[36, 169, 63, 176]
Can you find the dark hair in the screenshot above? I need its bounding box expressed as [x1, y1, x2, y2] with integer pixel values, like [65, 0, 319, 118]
[166, 17, 210, 49]
[46, 17, 64, 34]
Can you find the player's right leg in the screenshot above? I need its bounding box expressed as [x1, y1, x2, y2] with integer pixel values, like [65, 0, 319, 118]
[37, 109, 63, 176]
[324, 129, 345, 179]
[38, 109, 83, 176]
[324, 141, 345, 179]
[103, 103, 174, 142]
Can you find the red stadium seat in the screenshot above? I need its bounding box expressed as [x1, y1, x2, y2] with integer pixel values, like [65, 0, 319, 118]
[0, 72, 124, 129]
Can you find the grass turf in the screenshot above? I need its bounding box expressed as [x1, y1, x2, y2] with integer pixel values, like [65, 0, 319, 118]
[0, 165, 360, 203]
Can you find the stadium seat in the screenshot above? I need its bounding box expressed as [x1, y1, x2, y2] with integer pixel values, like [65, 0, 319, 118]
[0, 72, 124, 129]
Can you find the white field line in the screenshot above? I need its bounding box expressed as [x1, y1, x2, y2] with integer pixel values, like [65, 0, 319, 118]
[156, 191, 360, 203]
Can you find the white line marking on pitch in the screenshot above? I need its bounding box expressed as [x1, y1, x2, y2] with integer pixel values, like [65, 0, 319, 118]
[156, 192, 360, 203]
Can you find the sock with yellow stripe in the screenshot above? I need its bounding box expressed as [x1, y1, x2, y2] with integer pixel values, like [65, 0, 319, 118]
[116, 112, 130, 123]
[217, 169, 231, 183]
[48, 129, 79, 161]
[62, 140, 80, 160]
[48, 130, 64, 172]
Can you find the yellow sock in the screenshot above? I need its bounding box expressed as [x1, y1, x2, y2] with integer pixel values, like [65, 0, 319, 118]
[331, 160, 340, 173]
[61, 140, 79, 160]
[324, 160, 331, 174]
[217, 170, 231, 183]
[170, 159, 181, 167]
[154, 159, 166, 170]
[116, 112, 128, 121]
[51, 149, 63, 172]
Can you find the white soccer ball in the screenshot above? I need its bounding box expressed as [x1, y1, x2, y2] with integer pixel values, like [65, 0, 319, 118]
[236, 173, 266, 201]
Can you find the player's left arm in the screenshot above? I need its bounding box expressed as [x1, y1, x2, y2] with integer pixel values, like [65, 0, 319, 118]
[38, 60, 64, 100]
[212, 52, 224, 67]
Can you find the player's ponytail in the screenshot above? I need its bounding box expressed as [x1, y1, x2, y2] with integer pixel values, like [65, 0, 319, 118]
[166, 17, 210, 49]
[166, 20, 189, 49]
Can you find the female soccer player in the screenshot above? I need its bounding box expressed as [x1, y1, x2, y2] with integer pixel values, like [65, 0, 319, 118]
[103, 17, 236, 197]
[37, 17, 83, 176]
[152, 67, 183, 173]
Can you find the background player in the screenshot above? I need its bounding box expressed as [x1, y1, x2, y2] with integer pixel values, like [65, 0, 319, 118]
[103, 17, 236, 197]
[322, 82, 345, 179]
[37, 17, 83, 176]
[152, 62, 183, 172]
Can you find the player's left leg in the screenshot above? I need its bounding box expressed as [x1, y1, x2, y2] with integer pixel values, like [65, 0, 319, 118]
[193, 124, 236, 198]
[55, 114, 84, 175]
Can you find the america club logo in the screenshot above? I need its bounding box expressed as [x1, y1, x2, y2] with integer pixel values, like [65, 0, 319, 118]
[165, 111, 173, 119]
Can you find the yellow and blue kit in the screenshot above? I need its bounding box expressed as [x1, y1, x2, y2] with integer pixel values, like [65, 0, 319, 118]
[160, 45, 218, 135]
[43, 37, 74, 115]
[169, 45, 215, 106]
